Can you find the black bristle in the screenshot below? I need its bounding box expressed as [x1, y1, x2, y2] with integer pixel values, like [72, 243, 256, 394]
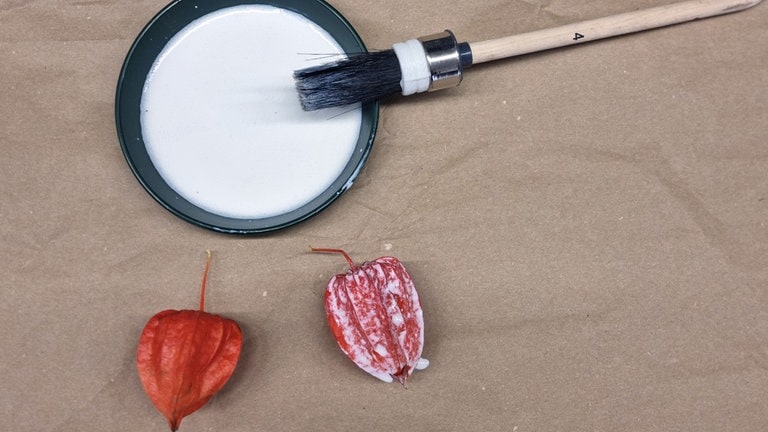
[294, 50, 402, 111]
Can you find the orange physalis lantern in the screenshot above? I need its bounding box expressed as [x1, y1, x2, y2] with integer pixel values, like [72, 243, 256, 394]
[137, 251, 242, 431]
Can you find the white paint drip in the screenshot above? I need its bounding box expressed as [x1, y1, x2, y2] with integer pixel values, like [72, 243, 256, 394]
[415, 358, 430, 370]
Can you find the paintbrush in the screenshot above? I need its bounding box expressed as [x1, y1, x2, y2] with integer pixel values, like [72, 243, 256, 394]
[295, 0, 762, 111]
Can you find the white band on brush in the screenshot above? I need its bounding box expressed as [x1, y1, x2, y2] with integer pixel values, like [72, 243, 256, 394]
[392, 39, 431, 96]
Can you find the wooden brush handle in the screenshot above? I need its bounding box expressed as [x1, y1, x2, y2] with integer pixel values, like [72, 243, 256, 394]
[469, 0, 763, 64]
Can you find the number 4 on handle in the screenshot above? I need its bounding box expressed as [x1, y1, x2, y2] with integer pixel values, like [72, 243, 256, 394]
[468, 0, 763, 64]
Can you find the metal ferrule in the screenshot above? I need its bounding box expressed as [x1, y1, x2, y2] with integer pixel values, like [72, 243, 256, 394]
[418, 30, 463, 92]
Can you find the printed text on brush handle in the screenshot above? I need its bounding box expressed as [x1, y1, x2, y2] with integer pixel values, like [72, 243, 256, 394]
[467, 0, 763, 65]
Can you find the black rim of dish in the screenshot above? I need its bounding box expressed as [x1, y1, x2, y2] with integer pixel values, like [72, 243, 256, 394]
[115, 0, 379, 234]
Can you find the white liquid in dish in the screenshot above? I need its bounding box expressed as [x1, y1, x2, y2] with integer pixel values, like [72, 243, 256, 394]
[141, 5, 363, 220]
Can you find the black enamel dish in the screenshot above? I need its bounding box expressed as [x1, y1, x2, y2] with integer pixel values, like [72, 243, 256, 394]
[115, 0, 378, 234]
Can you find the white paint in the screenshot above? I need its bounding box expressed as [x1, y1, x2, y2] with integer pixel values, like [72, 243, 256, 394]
[141, 5, 363, 219]
[415, 358, 430, 370]
[390, 313, 404, 326]
[374, 344, 389, 357]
